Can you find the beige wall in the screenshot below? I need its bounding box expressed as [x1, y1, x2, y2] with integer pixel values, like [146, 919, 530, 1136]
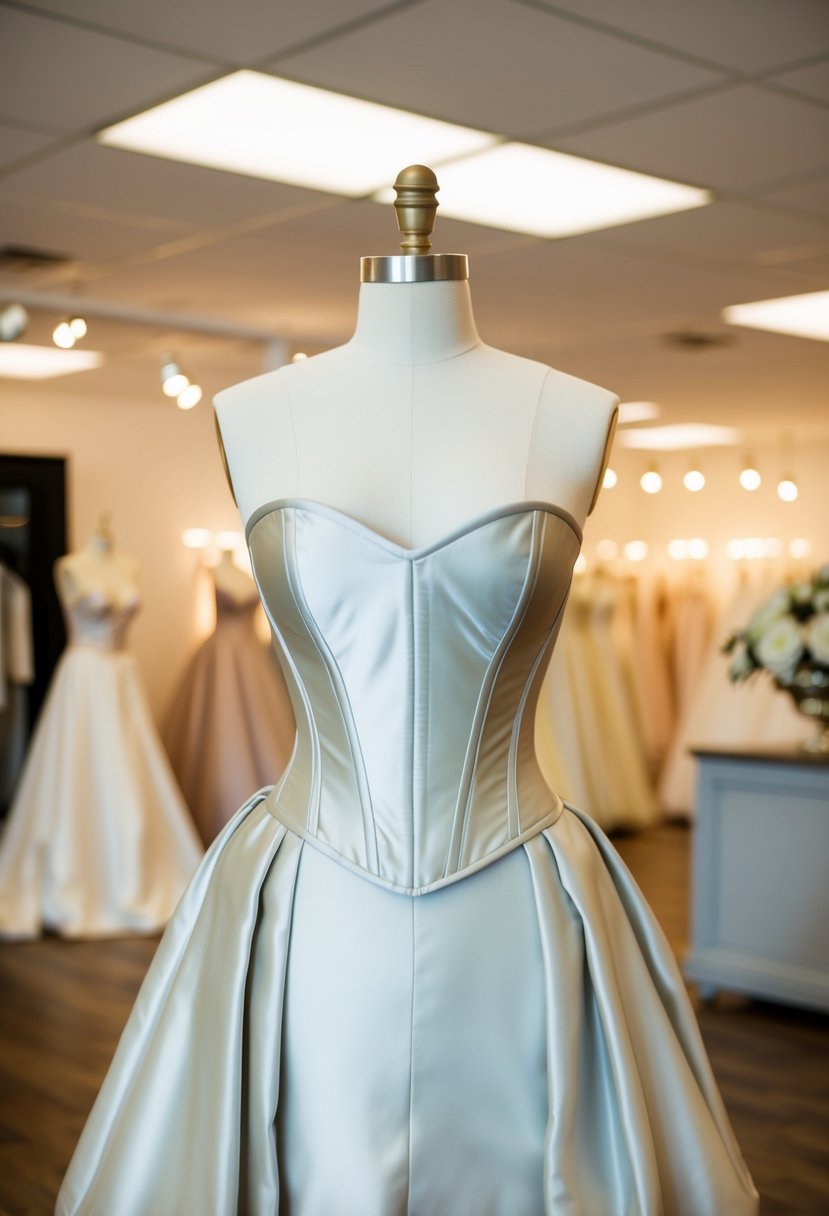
[2, 382, 827, 723]
[1, 385, 239, 722]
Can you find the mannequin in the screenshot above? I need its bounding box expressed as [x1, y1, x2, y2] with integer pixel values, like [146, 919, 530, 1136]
[215, 272, 617, 549]
[58, 169, 756, 1214]
[55, 512, 139, 611]
[164, 544, 295, 844]
[0, 515, 202, 939]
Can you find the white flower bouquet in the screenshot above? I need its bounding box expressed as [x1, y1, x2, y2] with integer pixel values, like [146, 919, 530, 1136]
[723, 563, 829, 752]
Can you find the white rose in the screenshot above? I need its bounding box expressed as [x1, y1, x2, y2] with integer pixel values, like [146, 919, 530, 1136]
[746, 589, 791, 643]
[754, 615, 804, 679]
[728, 641, 754, 681]
[806, 613, 829, 666]
[814, 588, 829, 614]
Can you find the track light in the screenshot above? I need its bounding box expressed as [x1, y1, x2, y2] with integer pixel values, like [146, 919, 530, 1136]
[0, 302, 30, 342]
[161, 357, 189, 397]
[52, 315, 88, 349]
[177, 383, 203, 410]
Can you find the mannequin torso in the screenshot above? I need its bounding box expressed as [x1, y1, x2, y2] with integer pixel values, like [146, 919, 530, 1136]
[214, 280, 618, 543]
[211, 549, 257, 604]
[55, 530, 139, 609]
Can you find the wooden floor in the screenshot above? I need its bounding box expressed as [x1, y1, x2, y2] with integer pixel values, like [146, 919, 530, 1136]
[0, 823, 826, 1215]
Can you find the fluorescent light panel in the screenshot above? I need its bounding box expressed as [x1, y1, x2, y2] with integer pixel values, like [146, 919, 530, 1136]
[100, 72, 711, 235]
[98, 71, 494, 196]
[723, 291, 829, 342]
[618, 424, 741, 451]
[434, 144, 711, 237]
[0, 344, 103, 379]
[618, 401, 661, 425]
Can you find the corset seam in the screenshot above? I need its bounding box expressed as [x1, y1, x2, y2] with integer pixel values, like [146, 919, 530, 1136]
[263, 792, 564, 896]
[446, 511, 542, 878]
[284, 511, 379, 870]
[510, 566, 572, 835]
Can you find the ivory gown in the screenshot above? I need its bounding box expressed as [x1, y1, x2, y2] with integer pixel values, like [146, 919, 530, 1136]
[164, 581, 295, 843]
[58, 500, 758, 1214]
[0, 590, 202, 938]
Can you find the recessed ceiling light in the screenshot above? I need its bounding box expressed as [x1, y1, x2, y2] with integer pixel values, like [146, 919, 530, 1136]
[0, 343, 103, 379]
[432, 143, 711, 238]
[618, 401, 661, 425]
[98, 71, 494, 197]
[618, 424, 741, 451]
[723, 290, 829, 342]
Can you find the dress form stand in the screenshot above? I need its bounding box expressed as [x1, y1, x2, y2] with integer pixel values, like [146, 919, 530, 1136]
[164, 546, 295, 844]
[59, 170, 757, 1215]
[0, 515, 202, 938]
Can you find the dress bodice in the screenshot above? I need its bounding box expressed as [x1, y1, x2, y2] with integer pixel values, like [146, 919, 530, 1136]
[213, 584, 260, 630]
[247, 499, 581, 894]
[64, 591, 140, 652]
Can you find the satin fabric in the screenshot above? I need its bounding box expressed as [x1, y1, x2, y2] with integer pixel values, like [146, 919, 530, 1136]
[164, 583, 295, 843]
[58, 501, 757, 1214]
[0, 593, 202, 939]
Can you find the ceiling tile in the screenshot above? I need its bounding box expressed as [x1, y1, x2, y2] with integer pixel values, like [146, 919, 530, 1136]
[587, 202, 829, 267]
[0, 196, 185, 264]
[271, 0, 721, 138]
[769, 58, 829, 105]
[14, 0, 407, 66]
[0, 120, 62, 170]
[0, 141, 332, 229]
[538, 0, 829, 74]
[0, 7, 214, 132]
[553, 86, 829, 190]
[758, 175, 829, 221]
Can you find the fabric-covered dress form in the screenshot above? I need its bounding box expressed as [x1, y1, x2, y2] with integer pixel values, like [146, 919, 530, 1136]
[164, 580, 295, 844]
[58, 500, 757, 1214]
[0, 589, 202, 939]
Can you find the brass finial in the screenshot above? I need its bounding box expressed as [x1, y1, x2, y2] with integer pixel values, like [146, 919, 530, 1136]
[393, 164, 439, 255]
[360, 164, 467, 283]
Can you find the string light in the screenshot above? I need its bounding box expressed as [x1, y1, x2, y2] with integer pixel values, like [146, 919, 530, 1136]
[624, 540, 649, 562]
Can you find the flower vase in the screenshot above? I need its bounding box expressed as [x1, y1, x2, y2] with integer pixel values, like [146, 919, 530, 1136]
[782, 664, 829, 754]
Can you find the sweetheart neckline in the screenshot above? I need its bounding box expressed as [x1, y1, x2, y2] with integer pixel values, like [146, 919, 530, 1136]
[244, 496, 582, 558]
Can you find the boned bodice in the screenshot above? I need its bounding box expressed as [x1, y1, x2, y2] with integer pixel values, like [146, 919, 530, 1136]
[65, 591, 140, 652]
[247, 499, 581, 894]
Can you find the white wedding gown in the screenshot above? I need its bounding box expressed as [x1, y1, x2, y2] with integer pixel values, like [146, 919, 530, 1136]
[58, 500, 757, 1214]
[0, 589, 202, 938]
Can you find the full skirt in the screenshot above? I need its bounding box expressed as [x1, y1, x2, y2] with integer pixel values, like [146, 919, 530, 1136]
[57, 793, 757, 1215]
[0, 647, 202, 938]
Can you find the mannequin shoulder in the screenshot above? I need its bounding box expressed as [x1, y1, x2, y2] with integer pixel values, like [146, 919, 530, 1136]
[538, 365, 619, 425]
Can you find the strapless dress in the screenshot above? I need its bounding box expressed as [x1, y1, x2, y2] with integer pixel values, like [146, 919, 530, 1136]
[0, 590, 202, 939]
[57, 501, 758, 1214]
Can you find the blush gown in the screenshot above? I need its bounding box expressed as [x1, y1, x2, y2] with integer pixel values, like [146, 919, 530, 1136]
[164, 582, 295, 844]
[0, 589, 202, 939]
[57, 501, 758, 1215]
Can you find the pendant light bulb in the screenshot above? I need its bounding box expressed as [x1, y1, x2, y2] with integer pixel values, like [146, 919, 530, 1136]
[777, 478, 798, 502]
[69, 315, 88, 339]
[739, 463, 761, 491]
[683, 467, 705, 492]
[640, 467, 662, 495]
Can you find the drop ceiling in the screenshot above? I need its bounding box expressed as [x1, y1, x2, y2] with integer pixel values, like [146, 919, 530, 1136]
[0, 0, 827, 436]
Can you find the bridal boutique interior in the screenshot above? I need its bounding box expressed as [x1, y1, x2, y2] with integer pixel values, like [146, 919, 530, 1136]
[0, 1, 828, 1212]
